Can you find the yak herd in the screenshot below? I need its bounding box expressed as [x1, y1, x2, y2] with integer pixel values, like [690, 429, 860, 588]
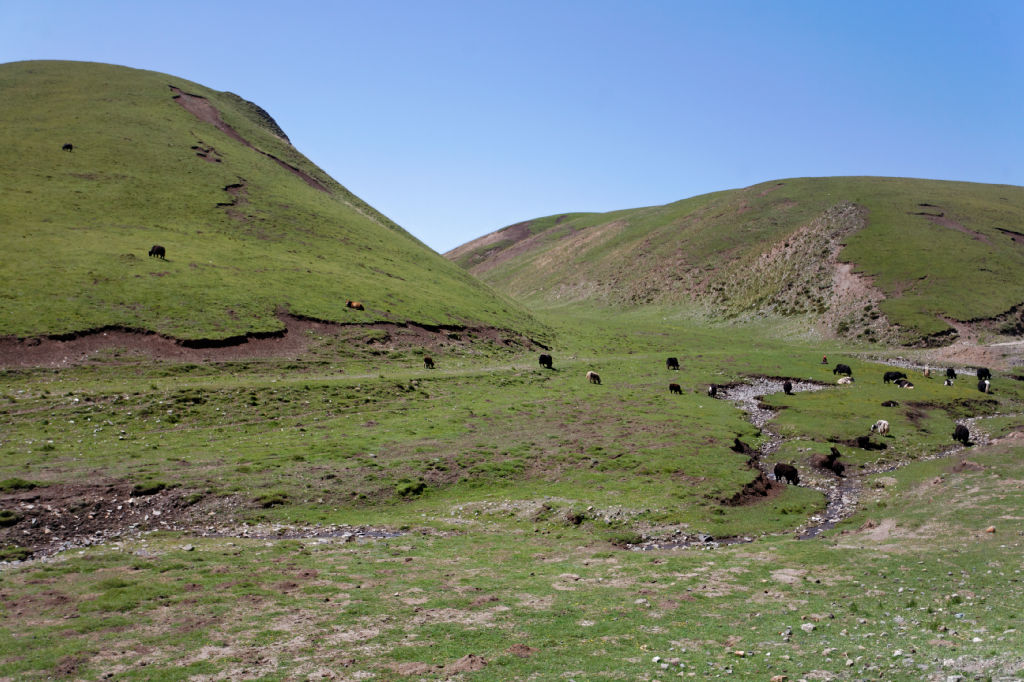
[135, 250, 989, 491]
[561, 355, 992, 489]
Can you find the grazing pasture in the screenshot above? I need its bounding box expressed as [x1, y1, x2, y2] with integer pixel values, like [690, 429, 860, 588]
[0, 306, 1022, 680]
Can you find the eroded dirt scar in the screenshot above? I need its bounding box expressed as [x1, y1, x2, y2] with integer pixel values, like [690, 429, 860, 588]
[0, 480, 204, 558]
[0, 481, 403, 561]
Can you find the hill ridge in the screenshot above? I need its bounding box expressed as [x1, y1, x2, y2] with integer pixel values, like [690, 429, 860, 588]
[447, 177, 1024, 345]
[0, 60, 543, 346]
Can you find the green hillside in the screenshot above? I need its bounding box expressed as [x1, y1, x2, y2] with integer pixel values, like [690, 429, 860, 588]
[0, 60, 539, 341]
[448, 177, 1024, 344]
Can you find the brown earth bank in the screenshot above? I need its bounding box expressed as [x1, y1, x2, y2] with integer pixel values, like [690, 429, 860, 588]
[0, 312, 545, 368]
[0, 479, 224, 559]
[0, 478, 418, 561]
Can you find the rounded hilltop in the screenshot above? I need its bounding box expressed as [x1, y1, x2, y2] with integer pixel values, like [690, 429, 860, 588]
[0, 60, 544, 357]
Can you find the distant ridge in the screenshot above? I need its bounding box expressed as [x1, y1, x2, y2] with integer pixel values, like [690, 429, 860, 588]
[448, 177, 1024, 345]
[0, 60, 541, 346]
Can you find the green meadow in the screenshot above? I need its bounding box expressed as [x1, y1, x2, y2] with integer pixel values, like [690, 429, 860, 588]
[2, 307, 1022, 680]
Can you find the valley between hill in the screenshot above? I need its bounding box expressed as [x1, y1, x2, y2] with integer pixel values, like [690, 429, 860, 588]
[1, 60, 1023, 681]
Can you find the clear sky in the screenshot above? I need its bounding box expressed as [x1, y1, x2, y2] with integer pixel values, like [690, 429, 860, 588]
[3, 1, 1022, 252]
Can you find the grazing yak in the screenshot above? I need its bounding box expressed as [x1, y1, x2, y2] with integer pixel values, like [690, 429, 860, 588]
[881, 400, 900, 407]
[837, 376, 854, 385]
[977, 367, 992, 381]
[731, 437, 752, 454]
[953, 423, 970, 445]
[810, 446, 845, 476]
[586, 370, 601, 385]
[666, 357, 680, 371]
[538, 353, 553, 369]
[148, 244, 166, 259]
[978, 379, 990, 393]
[883, 371, 907, 383]
[345, 300, 365, 311]
[783, 380, 793, 395]
[871, 419, 890, 436]
[707, 384, 718, 398]
[894, 379, 915, 389]
[946, 367, 957, 380]
[833, 363, 853, 377]
[668, 383, 682, 395]
[774, 463, 800, 485]
[423, 356, 435, 369]
[62, 142, 73, 151]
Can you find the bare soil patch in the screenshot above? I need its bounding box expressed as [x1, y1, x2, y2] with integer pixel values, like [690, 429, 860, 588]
[0, 479, 216, 558]
[171, 87, 329, 193]
[0, 311, 541, 368]
[920, 212, 991, 244]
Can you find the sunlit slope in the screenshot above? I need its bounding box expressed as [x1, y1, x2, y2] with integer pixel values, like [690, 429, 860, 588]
[448, 177, 1024, 343]
[0, 60, 538, 340]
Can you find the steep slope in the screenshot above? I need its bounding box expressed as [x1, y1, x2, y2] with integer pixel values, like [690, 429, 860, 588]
[0, 60, 539, 343]
[447, 177, 1024, 344]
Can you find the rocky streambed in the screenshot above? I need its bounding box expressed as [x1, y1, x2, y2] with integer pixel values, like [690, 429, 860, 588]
[633, 375, 1000, 551]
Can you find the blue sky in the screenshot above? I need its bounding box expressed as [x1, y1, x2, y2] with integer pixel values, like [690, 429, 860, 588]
[3, 1, 1022, 252]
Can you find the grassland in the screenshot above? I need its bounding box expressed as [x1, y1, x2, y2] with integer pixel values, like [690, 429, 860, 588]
[2, 306, 1022, 680]
[2, 57, 1023, 682]
[0, 60, 539, 339]
[449, 177, 1024, 343]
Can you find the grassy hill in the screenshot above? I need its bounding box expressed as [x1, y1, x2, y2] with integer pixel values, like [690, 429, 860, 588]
[0, 60, 540, 342]
[448, 177, 1024, 344]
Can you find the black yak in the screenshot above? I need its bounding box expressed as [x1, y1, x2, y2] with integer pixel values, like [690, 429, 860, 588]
[833, 363, 853, 376]
[953, 423, 970, 445]
[774, 463, 799, 485]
